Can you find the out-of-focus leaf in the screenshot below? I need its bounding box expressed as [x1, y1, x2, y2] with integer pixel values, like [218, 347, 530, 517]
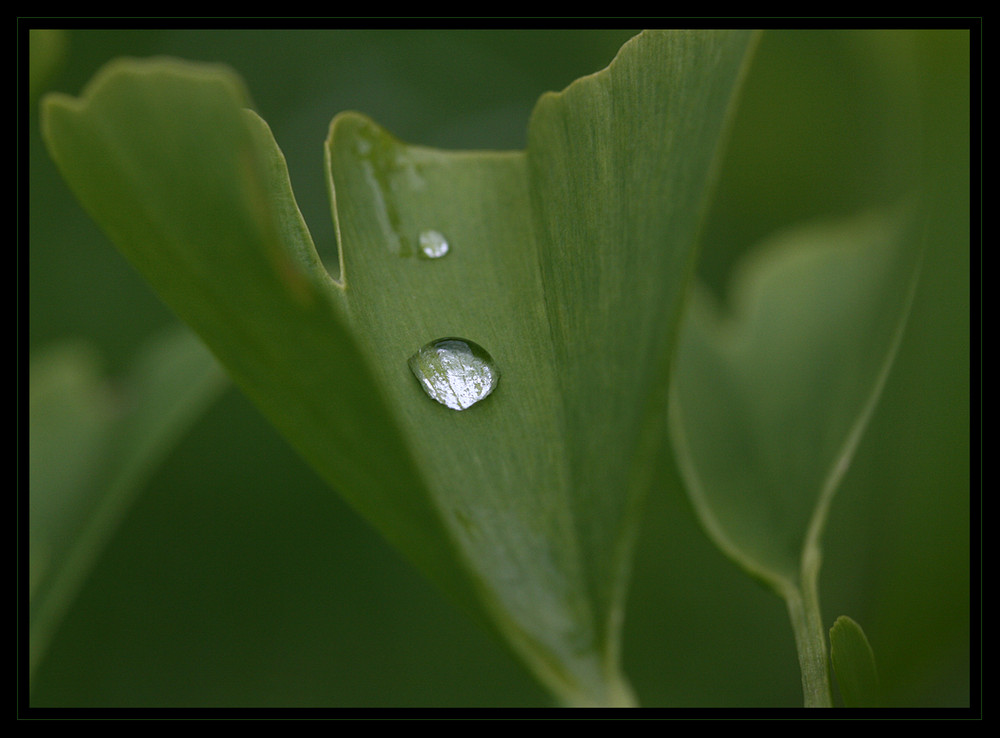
[28, 28, 66, 103]
[830, 615, 880, 707]
[670, 206, 922, 592]
[29, 325, 228, 682]
[668, 205, 922, 703]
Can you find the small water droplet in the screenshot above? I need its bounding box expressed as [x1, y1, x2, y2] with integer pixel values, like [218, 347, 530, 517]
[418, 229, 450, 259]
[408, 338, 499, 411]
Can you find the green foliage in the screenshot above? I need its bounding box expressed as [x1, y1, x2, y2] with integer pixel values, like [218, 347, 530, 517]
[28, 29, 66, 103]
[40, 30, 755, 706]
[830, 615, 880, 707]
[668, 206, 922, 705]
[29, 325, 228, 684]
[27, 28, 970, 708]
[671, 207, 922, 593]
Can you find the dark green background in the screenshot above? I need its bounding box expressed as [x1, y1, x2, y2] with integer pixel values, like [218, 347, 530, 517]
[27, 27, 972, 708]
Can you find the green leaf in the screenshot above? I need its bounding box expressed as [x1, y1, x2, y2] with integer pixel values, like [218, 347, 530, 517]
[28, 28, 66, 103]
[830, 615, 880, 707]
[41, 31, 757, 705]
[41, 54, 477, 650]
[526, 31, 759, 663]
[29, 325, 228, 683]
[668, 205, 923, 704]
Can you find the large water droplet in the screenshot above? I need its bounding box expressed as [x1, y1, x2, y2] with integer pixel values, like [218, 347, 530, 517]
[408, 338, 499, 411]
[418, 229, 450, 259]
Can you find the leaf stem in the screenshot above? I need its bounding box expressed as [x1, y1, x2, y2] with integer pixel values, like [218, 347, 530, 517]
[558, 671, 639, 708]
[785, 554, 833, 707]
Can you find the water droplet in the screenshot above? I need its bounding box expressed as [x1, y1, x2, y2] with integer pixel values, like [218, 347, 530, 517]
[408, 338, 499, 411]
[418, 229, 450, 259]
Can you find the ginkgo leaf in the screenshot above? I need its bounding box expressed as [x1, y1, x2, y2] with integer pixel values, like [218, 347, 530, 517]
[668, 205, 923, 704]
[41, 30, 757, 705]
[28, 325, 228, 683]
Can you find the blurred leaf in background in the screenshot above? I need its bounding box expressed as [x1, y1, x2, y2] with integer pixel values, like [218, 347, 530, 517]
[25, 26, 972, 708]
[830, 615, 881, 707]
[29, 326, 228, 685]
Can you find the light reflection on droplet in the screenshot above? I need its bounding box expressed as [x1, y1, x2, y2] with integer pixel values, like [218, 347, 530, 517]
[408, 338, 498, 411]
[418, 229, 450, 259]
